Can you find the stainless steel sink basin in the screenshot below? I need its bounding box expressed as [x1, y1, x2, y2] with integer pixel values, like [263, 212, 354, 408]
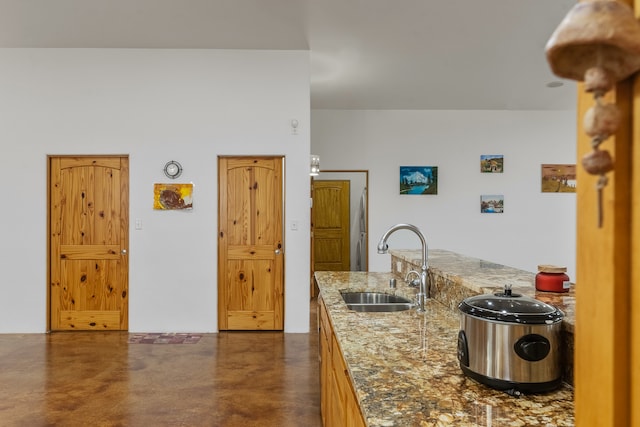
[341, 292, 413, 312]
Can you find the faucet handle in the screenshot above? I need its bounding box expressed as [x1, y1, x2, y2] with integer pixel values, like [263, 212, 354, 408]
[405, 270, 421, 287]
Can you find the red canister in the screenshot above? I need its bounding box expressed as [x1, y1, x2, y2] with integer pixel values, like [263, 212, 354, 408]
[536, 265, 570, 293]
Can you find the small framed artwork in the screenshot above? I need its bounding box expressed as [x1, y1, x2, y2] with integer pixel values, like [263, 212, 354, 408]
[481, 195, 504, 213]
[400, 166, 438, 195]
[154, 183, 194, 210]
[480, 155, 504, 173]
[541, 164, 576, 193]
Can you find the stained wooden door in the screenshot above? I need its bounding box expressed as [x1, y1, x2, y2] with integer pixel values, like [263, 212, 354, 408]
[218, 157, 284, 330]
[312, 180, 351, 272]
[49, 156, 129, 331]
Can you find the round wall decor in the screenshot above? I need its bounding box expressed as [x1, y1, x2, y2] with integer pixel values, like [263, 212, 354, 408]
[164, 160, 183, 179]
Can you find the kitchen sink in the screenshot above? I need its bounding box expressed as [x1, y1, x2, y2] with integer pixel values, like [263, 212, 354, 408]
[341, 292, 413, 312]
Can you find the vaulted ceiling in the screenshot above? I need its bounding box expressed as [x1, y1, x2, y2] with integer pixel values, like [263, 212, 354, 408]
[0, 0, 577, 110]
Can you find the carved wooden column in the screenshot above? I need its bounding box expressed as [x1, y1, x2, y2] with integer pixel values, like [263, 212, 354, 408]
[574, 1, 635, 425]
[631, 3, 640, 426]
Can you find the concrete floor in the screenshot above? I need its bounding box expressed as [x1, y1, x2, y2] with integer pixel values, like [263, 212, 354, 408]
[0, 302, 321, 427]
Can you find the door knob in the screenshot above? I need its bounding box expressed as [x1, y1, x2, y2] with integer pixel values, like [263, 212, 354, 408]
[275, 249, 281, 255]
[121, 249, 127, 255]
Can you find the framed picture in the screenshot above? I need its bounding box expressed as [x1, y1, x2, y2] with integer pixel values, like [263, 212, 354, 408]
[400, 166, 438, 195]
[153, 183, 194, 210]
[480, 155, 504, 173]
[481, 195, 504, 213]
[541, 164, 576, 193]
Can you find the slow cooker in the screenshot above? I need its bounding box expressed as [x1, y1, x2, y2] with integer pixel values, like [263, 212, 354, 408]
[457, 285, 564, 394]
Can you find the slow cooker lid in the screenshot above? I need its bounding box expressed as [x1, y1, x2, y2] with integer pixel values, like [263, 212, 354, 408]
[459, 285, 564, 324]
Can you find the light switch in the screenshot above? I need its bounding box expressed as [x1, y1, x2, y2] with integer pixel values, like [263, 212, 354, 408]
[135, 219, 142, 230]
[290, 220, 299, 231]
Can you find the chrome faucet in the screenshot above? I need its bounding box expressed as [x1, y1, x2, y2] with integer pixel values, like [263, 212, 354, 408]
[377, 223, 429, 312]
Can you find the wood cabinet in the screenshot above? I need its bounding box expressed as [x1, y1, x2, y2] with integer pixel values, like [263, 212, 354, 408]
[319, 297, 366, 427]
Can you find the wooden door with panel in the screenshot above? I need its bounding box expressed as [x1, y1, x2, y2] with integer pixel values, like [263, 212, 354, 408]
[49, 156, 129, 331]
[312, 180, 351, 272]
[218, 156, 284, 330]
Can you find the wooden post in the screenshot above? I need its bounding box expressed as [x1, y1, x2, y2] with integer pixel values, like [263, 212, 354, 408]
[632, 4, 640, 426]
[574, 1, 634, 423]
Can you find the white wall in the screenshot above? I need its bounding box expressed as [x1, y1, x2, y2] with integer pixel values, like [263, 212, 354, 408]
[311, 109, 577, 280]
[0, 49, 311, 333]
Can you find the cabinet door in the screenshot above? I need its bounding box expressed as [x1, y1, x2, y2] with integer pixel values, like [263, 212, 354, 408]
[345, 391, 366, 427]
[319, 302, 331, 424]
[319, 297, 337, 426]
[319, 297, 365, 427]
[332, 336, 366, 427]
[329, 369, 345, 426]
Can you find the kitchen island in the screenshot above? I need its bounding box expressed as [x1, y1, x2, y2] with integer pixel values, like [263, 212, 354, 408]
[315, 250, 574, 426]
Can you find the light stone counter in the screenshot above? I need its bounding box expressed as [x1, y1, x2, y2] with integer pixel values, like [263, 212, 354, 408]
[390, 249, 575, 333]
[392, 249, 576, 385]
[315, 250, 575, 426]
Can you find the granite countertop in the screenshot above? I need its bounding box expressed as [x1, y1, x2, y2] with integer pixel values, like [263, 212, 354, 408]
[392, 249, 576, 334]
[316, 266, 575, 426]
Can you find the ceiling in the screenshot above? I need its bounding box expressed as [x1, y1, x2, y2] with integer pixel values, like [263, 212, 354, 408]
[0, 0, 578, 110]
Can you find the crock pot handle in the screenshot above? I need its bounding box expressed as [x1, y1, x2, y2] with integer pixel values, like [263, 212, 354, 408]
[503, 284, 512, 296]
[514, 334, 551, 362]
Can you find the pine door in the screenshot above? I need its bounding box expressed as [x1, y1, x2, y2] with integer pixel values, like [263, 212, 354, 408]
[312, 180, 351, 271]
[218, 157, 284, 330]
[49, 156, 129, 330]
